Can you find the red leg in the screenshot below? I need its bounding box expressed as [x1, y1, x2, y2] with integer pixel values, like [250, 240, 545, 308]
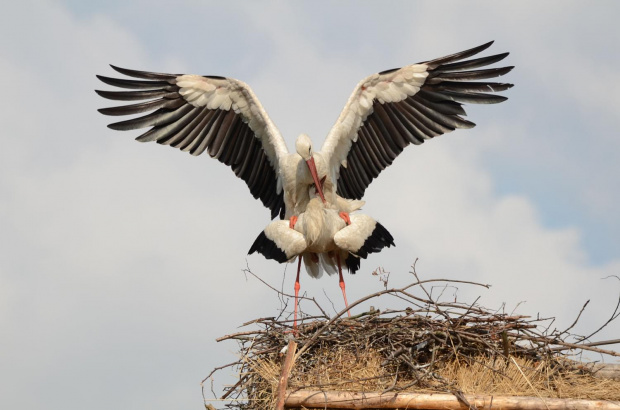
[289, 215, 298, 229]
[339, 211, 351, 225]
[336, 253, 351, 317]
[293, 255, 302, 330]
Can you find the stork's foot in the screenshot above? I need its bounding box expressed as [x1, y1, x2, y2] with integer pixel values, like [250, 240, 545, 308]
[339, 212, 351, 225]
[289, 215, 298, 229]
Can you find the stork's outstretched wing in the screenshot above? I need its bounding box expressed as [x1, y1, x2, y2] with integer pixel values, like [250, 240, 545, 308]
[96, 66, 289, 219]
[321, 41, 513, 200]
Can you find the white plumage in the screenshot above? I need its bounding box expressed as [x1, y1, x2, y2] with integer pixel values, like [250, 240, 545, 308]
[96, 41, 513, 324]
[251, 198, 391, 276]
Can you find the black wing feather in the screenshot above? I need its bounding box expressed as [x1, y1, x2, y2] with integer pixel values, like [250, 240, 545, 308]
[337, 42, 513, 199]
[96, 66, 285, 219]
[345, 222, 395, 274]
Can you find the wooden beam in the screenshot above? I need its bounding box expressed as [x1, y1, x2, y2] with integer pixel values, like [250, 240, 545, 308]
[275, 340, 297, 410]
[284, 390, 620, 409]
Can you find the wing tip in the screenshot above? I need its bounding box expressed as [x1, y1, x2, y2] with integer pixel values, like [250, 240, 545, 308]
[100, 65, 179, 81]
[106, 122, 124, 131]
[459, 40, 495, 56]
[345, 254, 361, 274]
[109, 64, 138, 77]
[498, 66, 515, 77]
[98, 106, 124, 116]
[248, 230, 289, 263]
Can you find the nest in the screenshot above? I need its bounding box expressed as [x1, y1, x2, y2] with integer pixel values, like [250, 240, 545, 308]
[205, 266, 620, 409]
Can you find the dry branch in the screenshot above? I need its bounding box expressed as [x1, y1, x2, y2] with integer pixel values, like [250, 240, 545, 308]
[275, 340, 297, 410]
[204, 265, 620, 409]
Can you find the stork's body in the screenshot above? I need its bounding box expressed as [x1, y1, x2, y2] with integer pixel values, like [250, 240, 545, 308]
[96, 41, 513, 319]
[249, 196, 395, 324]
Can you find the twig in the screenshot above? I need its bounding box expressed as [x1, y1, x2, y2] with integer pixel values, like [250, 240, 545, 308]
[206, 264, 620, 408]
[243, 266, 330, 320]
[559, 300, 590, 337]
[575, 275, 620, 343]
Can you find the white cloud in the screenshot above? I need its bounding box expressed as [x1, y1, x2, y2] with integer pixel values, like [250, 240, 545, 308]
[1, 2, 619, 410]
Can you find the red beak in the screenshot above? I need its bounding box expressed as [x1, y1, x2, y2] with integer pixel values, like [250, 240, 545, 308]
[306, 157, 326, 203]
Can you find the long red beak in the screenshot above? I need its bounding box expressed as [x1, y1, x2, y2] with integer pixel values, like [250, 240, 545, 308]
[306, 157, 326, 203]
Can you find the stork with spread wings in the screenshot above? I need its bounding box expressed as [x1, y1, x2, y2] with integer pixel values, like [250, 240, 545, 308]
[97, 41, 513, 319]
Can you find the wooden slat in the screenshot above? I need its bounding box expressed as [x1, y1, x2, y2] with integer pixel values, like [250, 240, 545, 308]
[284, 390, 620, 409]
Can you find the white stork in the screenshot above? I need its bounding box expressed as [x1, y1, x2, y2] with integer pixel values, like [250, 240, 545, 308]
[96, 41, 513, 317]
[249, 194, 395, 325]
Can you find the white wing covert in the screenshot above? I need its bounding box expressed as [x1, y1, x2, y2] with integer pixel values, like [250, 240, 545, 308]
[321, 41, 514, 200]
[96, 66, 289, 219]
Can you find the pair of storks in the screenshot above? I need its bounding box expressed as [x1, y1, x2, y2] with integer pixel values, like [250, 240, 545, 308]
[97, 41, 513, 325]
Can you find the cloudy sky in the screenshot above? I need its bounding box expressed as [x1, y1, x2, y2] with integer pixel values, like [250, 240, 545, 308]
[2, 1, 619, 409]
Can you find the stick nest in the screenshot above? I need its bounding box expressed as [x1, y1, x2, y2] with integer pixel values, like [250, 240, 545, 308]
[205, 267, 620, 409]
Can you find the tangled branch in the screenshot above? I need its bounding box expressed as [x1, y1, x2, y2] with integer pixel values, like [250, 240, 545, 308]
[203, 263, 620, 409]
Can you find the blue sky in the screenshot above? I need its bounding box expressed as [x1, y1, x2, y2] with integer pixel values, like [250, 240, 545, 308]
[1, 1, 619, 409]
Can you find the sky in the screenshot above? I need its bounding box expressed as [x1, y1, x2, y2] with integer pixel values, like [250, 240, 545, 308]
[1, 1, 619, 409]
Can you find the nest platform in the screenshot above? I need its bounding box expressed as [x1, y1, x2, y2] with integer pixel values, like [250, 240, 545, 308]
[205, 274, 620, 409]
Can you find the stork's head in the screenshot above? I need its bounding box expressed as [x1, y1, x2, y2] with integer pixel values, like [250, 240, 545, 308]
[295, 133, 313, 161]
[295, 134, 326, 204]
